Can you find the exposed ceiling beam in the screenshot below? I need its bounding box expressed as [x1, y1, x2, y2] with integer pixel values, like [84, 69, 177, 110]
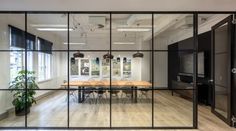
[143, 14, 187, 41]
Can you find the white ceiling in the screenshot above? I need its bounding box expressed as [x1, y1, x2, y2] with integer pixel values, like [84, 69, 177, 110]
[27, 14, 214, 44]
[28, 14, 152, 43]
[0, 0, 235, 11]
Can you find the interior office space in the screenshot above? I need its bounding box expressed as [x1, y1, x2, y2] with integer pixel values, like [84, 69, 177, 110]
[0, 10, 235, 131]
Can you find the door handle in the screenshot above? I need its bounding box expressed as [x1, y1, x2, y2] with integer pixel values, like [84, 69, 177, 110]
[232, 68, 236, 74]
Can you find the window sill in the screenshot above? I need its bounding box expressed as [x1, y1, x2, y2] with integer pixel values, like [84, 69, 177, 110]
[38, 78, 52, 84]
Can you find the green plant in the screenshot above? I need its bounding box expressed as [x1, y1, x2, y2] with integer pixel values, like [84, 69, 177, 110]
[9, 70, 39, 112]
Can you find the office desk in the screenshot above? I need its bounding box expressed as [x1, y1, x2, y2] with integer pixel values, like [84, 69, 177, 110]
[62, 80, 152, 103]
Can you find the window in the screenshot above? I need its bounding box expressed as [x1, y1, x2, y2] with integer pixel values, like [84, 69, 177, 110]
[9, 25, 35, 82]
[10, 47, 33, 82]
[38, 52, 52, 81]
[37, 37, 53, 82]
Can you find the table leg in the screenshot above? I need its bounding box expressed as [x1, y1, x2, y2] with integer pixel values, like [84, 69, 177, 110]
[131, 86, 134, 99]
[78, 86, 81, 103]
[134, 86, 138, 103]
[82, 87, 85, 102]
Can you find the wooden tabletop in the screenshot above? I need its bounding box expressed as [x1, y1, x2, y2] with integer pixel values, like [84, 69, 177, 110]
[62, 80, 152, 87]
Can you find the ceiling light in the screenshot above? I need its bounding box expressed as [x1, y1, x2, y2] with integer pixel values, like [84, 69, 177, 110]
[73, 51, 84, 58]
[117, 28, 151, 32]
[63, 42, 85, 45]
[37, 28, 73, 31]
[31, 24, 67, 28]
[113, 42, 135, 45]
[133, 51, 144, 58]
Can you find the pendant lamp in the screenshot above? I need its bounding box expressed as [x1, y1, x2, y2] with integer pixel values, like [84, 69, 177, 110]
[73, 51, 84, 58]
[103, 52, 114, 59]
[133, 51, 144, 58]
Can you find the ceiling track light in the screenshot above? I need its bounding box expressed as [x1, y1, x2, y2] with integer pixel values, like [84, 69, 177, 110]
[73, 51, 84, 58]
[133, 51, 144, 58]
[103, 52, 114, 59]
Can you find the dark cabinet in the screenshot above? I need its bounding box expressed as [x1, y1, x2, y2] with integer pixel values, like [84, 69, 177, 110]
[168, 31, 212, 105]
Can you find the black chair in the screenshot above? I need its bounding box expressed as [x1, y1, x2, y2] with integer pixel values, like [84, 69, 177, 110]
[139, 87, 151, 102]
[64, 80, 78, 102]
[120, 81, 134, 103]
[95, 81, 109, 103]
[121, 87, 133, 103]
[82, 81, 96, 104]
[109, 79, 120, 102]
[96, 87, 109, 103]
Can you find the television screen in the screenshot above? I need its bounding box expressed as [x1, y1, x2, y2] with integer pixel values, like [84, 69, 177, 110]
[179, 52, 205, 77]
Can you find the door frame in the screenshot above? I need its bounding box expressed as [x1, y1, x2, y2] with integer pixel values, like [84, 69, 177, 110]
[211, 15, 233, 125]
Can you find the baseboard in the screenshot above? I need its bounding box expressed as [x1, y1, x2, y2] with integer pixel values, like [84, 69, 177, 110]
[0, 111, 8, 121]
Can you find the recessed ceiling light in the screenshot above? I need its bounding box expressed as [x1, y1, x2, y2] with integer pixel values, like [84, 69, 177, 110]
[63, 42, 86, 45]
[37, 28, 73, 31]
[117, 28, 151, 32]
[113, 42, 135, 45]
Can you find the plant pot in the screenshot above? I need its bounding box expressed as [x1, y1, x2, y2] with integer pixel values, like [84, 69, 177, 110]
[15, 107, 30, 116]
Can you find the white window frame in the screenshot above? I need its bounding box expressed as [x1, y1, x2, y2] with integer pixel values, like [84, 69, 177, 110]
[38, 52, 52, 82]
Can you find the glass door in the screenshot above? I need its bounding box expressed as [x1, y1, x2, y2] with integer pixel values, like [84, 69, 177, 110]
[211, 15, 233, 125]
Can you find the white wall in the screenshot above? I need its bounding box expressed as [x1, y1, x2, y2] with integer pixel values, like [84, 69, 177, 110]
[67, 52, 141, 81]
[0, 0, 235, 11]
[0, 14, 25, 114]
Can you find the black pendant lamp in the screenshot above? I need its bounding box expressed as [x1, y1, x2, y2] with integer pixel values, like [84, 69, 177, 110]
[73, 51, 84, 58]
[103, 52, 114, 59]
[133, 51, 144, 58]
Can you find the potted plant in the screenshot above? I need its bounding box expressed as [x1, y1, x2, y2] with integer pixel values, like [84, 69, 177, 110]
[9, 70, 39, 116]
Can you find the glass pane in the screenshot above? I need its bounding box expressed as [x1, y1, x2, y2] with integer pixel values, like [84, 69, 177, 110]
[32, 51, 68, 89]
[27, 13, 68, 50]
[154, 51, 194, 126]
[0, 90, 26, 127]
[112, 14, 152, 50]
[69, 14, 110, 50]
[27, 90, 67, 127]
[0, 13, 25, 50]
[154, 90, 193, 127]
[69, 51, 110, 127]
[153, 14, 196, 127]
[154, 14, 193, 50]
[214, 23, 230, 118]
[111, 51, 152, 127]
[0, 51, 27, 89]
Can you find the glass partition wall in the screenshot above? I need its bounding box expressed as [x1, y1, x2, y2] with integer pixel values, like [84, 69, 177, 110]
[0, 12, 200, 129]
[154, 14, 194, 127]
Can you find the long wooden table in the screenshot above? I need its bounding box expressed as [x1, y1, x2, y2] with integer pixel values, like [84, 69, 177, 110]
[62, 80, 152, 103]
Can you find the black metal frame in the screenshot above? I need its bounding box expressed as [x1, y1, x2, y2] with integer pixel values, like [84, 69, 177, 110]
[211, 15, 233, 125]
[0, 11, 235, 130]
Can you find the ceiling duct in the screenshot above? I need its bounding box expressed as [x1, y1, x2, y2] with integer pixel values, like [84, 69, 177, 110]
[89, 16, 106, 28]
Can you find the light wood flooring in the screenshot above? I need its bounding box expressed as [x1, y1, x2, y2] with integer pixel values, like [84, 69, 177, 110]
[0, 90, 235, 131]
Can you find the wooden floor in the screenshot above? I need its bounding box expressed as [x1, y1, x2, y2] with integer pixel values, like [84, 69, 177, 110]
[0, 90, 235, 131]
